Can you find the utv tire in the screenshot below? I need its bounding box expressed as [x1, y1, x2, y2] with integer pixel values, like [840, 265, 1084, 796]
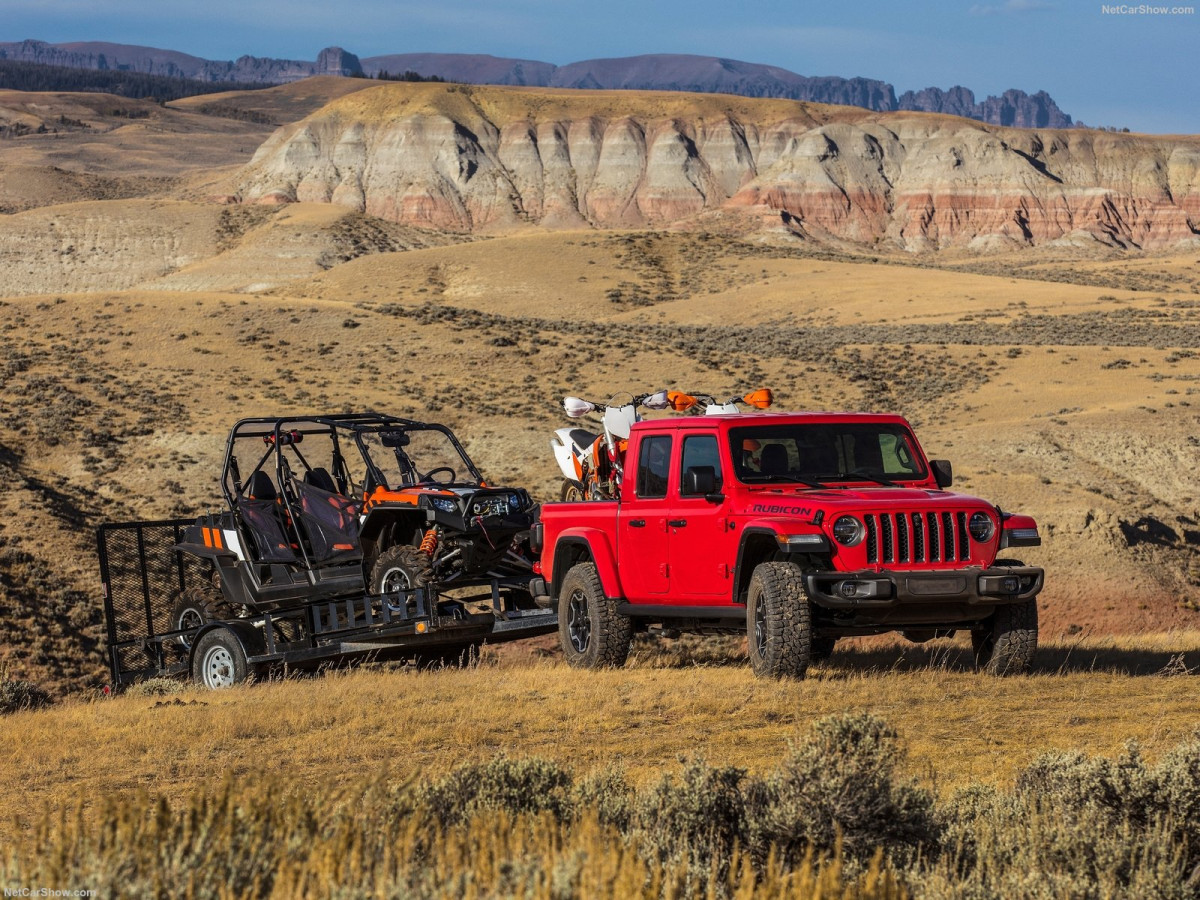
[746, 562, 813, 678]
[973, 560, 1038, 675]
[371, 545, 434, 609]
[560, 480, 587, 502]
[192, 629, 249, 689]
[559, 562, 631, 669]
[170, 585, 232, 653]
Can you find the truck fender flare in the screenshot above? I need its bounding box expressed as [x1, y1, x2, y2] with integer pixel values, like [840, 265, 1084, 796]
[551, 529, 622, 600]
[188, 620, 268, 673]
[732, 520, 829, 604]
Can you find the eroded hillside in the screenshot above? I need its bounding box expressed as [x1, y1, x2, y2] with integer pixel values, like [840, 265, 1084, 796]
[231, 82, 1200, 251]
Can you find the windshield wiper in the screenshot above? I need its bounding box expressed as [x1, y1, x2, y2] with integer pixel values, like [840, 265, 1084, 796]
[815, 470, 898, 487]
[745, 473, 825, 489]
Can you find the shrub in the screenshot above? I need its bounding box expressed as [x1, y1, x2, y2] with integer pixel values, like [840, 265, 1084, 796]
[746, 712, 936, 869]
[634, 756, 748, 876]
[572, 765, 635, 831]
[126, 677, 186, 697]
[417, 754, 574, 826]
[0, 675, 51, 715]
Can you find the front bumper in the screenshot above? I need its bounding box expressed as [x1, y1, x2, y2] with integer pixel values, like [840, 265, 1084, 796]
[804, 564, 1043, 610]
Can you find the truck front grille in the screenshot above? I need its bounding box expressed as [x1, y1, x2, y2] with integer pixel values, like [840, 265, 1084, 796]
[863, 511, 972, 565]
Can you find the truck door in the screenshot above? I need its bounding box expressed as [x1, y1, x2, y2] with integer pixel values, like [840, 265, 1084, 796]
[669, 433, 736, 600]
[618, 433, 673, 598]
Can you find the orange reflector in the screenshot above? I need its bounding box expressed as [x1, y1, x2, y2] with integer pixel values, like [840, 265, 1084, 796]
[416, 622, 428, 634]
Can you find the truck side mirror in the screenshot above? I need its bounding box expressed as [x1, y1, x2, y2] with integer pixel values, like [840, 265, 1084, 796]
[684, 466, 722, 501]
[931, 459, 953, 489]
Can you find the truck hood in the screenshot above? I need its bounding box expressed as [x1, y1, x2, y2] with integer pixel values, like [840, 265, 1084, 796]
[738, 486, 992, 517]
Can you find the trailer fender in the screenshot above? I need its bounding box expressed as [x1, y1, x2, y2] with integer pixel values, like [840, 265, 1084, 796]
[551, 529, 622, 600]
[188, 620, 269, 674]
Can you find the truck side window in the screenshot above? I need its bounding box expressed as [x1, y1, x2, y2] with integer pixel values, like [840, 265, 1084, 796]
[636, 435, 672, 498]
[680, 435, 723, 494]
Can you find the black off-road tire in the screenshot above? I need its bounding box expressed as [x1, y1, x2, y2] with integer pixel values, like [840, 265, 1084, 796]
[561, 479, 587, 502]
[973, 560, 1038, 675]
[746, 562, 813, 678]
[192, 628, 250, 689]
[371, 545, 434, 608]
[810, 635, 837, 663]
[558, 562, 631, 669]
[169, 585, 233, 654]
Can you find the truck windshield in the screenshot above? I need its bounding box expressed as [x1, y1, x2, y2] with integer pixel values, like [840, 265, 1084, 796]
[360, 427, 479, 488]
[729, 423, 928, 486]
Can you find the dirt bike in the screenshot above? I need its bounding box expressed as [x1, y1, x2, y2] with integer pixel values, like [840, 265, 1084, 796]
[551, 390, 670, 501]
[666, 388, 774, 415]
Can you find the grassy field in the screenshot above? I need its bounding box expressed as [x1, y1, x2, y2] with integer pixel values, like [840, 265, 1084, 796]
[3, 633, 1200, 897]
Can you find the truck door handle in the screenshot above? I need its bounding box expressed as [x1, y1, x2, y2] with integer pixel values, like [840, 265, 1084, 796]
[629, 519, 646, 528]
[668, 519, 687, 528]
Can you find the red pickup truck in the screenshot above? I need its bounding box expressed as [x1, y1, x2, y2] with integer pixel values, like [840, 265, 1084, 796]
[531, 411, 1044, 677]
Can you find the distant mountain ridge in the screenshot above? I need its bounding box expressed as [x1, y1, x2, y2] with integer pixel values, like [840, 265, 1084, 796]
[0, 39, 1073, 128]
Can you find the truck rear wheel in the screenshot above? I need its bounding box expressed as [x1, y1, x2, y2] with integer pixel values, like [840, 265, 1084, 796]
[746, 562, 813, 678]
[558, 562, 630, 669]
[192, 629, 249, 689]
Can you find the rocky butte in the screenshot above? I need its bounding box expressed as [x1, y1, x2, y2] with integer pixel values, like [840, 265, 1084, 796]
[231, 83, 1200, 253]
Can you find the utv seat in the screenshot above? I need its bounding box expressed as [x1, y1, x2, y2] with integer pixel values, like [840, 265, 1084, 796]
[238, 471, 298, 563]
[304, 466, 339, 495]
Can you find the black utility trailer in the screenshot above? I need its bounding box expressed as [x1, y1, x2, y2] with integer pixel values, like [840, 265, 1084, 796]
[99, 519, 555, 689]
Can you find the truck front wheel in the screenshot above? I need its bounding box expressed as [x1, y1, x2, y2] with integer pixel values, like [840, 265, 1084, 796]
[973, 597, 1038, 675]
[558, 562, 630, 669]
[746, 562, 813, 678]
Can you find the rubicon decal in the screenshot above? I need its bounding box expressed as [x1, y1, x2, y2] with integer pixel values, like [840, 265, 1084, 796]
[751, 503, 813, 516]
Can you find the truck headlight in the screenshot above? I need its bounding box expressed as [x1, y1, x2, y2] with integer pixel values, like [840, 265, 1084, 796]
[430, 497, 458, 513]
[832, 515, 864, 546]
[968, 512, 995, 543]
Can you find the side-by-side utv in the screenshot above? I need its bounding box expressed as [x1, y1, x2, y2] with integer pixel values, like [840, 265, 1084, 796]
[98, 413, 554, 689]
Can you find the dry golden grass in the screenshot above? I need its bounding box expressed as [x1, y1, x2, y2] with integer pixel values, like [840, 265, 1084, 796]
[3, 632, 1199, 846]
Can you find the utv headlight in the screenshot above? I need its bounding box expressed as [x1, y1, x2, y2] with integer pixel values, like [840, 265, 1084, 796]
[968, 512, 995, 543]
[832, 515, 864, 547]
[430, 497, 458, 513]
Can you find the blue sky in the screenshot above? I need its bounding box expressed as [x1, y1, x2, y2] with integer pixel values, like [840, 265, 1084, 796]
[3, 0, 1196, 133]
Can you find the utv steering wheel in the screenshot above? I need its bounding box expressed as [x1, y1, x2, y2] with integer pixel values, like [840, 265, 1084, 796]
[418, 466, 457, 484]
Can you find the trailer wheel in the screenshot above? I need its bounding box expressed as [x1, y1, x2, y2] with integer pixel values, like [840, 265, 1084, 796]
[169, 585, 232, 653]
[746, 561, 813, 678]
[371, 545, 433, 611]
[192, 629, 249, 689]
[559, 562, 630, 669]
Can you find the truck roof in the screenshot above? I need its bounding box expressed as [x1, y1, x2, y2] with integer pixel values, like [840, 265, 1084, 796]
[630, 411, 913, 432]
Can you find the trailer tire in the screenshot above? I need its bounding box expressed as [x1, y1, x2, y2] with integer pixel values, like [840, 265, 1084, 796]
[170, 585, 232, 654]
[746, 561, 813, 678]
[559, 562, 630, 669]
[192, 629, 249, 689]
[371, 545, 433, 610]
